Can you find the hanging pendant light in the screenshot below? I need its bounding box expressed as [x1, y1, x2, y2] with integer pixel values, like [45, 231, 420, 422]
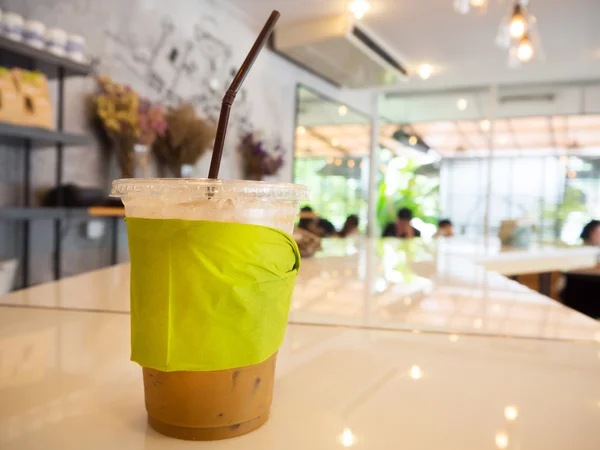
[497, 0, 543, 67]
[517, 34, 534, 62]
[497, 1, 530, 49]
[509, 3, 527, 39]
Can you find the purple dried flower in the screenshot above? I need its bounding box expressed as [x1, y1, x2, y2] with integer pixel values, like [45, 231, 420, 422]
[239, 132, 285, 177]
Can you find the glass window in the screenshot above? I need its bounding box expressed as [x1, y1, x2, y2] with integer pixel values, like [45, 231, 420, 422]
[293, 86, 371, 234]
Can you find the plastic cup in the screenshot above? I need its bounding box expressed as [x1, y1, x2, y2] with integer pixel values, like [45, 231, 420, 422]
[111, 178, 308, 440]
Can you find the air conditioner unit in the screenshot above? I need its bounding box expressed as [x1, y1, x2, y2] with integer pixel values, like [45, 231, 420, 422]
[273, 15, 408, 88]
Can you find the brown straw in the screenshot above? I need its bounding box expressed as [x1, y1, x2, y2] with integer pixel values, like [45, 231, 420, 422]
[208, 10, 281, 179]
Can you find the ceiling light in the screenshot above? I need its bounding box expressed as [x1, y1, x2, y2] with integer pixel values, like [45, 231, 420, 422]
[517, 35, 534, 62]
[449, 334, 459, 343]
[348, 0, 370, 20]
[340, 428, 357, 447]
[338, 105, 348, 116]
[504, 405, 518, 421]
[495, 431, 509, 449]
[509, 4, 526, 39]
[457, 98, 468, 111]
[470, 0, 486, 6]
[297, 126, 306, 135]
[408, 136, 418, 146]
[331, 138, 340, 147]
[418, 64, 434, 80]
[410, 365, 422, 380]
[480, 120, 491, 131]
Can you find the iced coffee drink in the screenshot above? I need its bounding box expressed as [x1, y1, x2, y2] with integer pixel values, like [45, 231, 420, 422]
[111, 178, 308, 440]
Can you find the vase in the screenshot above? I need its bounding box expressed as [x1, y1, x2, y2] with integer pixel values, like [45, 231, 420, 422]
[134, 144, 150, 178]
[114, 137, 135, 178]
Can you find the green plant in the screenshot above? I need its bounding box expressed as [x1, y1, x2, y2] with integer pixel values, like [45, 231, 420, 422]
[294, 158, 368, 230]
[541, 186, 587, 238]
[376, 158, 440, 230]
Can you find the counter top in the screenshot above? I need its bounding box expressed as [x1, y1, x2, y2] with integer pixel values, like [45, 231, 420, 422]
[290, 238, 600, 341]
[2, 238, 598, 342]
[1, 306, 599, 449]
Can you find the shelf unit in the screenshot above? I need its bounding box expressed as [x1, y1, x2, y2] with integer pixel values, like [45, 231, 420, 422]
[0, 35, 92, 77]
[0, 122, 92, 146]
[0, 36, 111, 289]
[0, 207, 125, 220]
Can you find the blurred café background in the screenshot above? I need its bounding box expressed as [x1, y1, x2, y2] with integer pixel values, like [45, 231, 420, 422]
[0, 0, 599, 292]
[295, 82, 600, 243]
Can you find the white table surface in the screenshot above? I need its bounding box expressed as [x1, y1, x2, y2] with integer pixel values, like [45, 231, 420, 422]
[431, 236, 599, 275]
[290, 238, 600, 341]
[2, 237, 598, 341]
[1, 306, 600, 450]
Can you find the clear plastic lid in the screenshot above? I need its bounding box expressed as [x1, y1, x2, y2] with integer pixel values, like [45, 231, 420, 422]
[111, 178, 309, 202]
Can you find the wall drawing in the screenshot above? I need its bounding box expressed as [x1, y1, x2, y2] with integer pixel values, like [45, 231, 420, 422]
[104, 15, 253, 136]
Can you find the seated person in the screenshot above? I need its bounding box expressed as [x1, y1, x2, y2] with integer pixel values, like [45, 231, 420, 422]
[298, 206, 337, 238]
[382, 207, 421, 239]
[434, 219, 454, 237]
[339, 215, 359, 238]
[580, 220, 600, 246]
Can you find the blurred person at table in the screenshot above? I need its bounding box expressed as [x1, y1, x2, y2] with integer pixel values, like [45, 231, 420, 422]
[338, 214, 359, 238]
[298, 206, 337, 237]
[434, 219, 455, 238]
[382, 207, 421, 238]
[580, 220, 600, 246]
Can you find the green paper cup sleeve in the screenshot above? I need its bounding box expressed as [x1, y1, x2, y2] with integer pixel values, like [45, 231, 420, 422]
[126, 218, 301, 372]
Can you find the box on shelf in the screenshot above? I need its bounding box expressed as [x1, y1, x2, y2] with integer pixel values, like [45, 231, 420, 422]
[0, 258, 18, 294]
[13, 69, 53, 129]
[0, 68, 21, 123]
[0, 68, 54, 129]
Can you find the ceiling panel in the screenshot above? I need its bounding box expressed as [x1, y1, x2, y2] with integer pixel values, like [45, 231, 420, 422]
[514, 132, 551, 149]
[492, 119, 510, 134]
[229, 0, 600, 91]
[467, 134, 487, 149]
[455, 121, 481, 134]
[298, 115, 600, 159]
[510, 117, 551, 133]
